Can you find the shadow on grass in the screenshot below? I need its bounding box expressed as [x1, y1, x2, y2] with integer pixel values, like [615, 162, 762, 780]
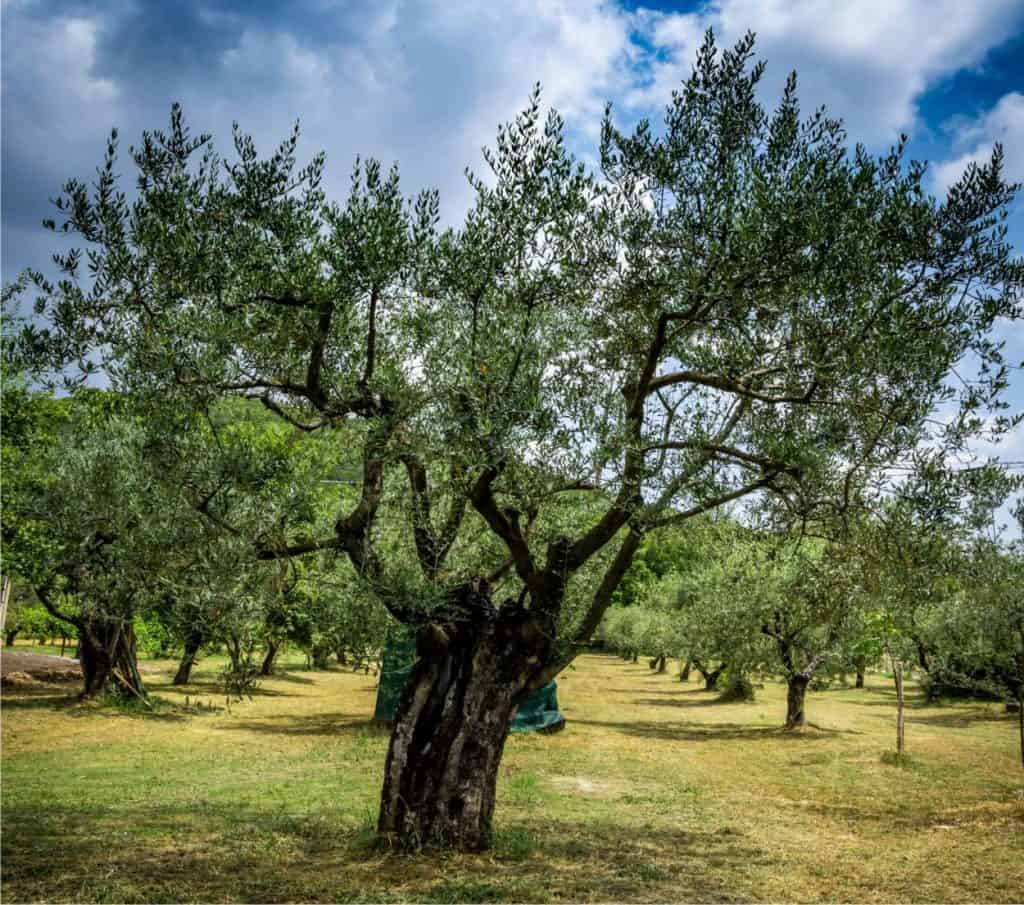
[261, 670, 318, 685]
[571, 717, 856, 742]
[0, 689, 193, 722]
[0, 689, 81, 709]
[221, 710, 386, 737]
[631, 690, 735, 708]
[906, 709, 1016, 728]
[1, 802, 763, 903]
[155, 681, 298, 699]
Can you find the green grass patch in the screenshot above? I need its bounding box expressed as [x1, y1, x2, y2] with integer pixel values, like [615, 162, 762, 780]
[3, 652, 1023, 902]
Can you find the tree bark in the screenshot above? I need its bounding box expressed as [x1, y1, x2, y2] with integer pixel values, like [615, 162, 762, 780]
[378, 616, 545, 852]
[855, 656, 866, 689]
[679, 659, 691, 681]
[173, 631, 204, 685]
[79, 618, 146, 701]
[4, 628, 18, 647]
[260, 640, 279, 676]
[785, 674, 809, 729]
[694, 662, 723, 691]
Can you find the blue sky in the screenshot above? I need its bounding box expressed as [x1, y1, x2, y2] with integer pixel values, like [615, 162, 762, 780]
[3, 0, 1024, 516]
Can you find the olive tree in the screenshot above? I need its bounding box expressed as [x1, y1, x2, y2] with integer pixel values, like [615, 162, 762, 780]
[17, 32, 1022, 848]
[11, 408, 181, 699]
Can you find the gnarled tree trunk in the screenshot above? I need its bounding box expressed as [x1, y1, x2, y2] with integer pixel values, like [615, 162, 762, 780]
[694, 661, 724, 691]
[260, 640, 279, 676]
[378, 614, 546, 852]
[785, 674, 809, 729]
[173, 630, 204, 685]
[79, 617, 146, 701]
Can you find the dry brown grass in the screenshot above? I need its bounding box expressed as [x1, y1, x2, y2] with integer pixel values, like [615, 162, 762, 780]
[2, 651, 1022, 902]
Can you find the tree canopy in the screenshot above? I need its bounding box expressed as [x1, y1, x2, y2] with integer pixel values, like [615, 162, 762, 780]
[9, 31, 1022, 850]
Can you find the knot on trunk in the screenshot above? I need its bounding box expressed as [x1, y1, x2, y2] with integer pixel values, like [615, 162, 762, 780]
[448, 577, 495, 622]
[416, 623, 451, 659]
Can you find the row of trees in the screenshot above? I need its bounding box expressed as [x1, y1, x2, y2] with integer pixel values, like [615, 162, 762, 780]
[0, 381, 392, 697]
[600, 494, 1024, 755]
[3, 32, 1021, 849]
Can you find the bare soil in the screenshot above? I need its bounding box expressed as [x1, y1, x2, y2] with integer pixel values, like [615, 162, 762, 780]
[0, 649, 162, 684]
[0, 650, 81, 683]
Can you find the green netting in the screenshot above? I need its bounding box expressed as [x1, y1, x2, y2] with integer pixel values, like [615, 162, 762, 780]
[373, 626, 419, 722]
[373, 626, 566, 733]
[509, 677, 565, 733]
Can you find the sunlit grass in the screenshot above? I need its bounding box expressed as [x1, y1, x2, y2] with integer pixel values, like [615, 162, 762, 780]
[3, 651, 1022, 902]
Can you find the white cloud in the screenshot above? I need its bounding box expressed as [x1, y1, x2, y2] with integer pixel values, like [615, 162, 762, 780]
[932, 91, 1024, 195]
[1, 0, 635, 276]
[629, 0, 1024, 148]
[202, 0, 635, 220]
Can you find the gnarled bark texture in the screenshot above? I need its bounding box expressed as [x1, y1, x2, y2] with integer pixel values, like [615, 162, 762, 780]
[173, 630, 204, 685]
[260, 640, 279, 676]
[378, 613, 546, 852]
[79, 617, 146, 701]
[785, 675, 809, 729]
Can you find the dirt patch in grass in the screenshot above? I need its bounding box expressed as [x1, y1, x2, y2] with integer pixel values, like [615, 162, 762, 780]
[0, 649, 164, 683]
[1, 650, 82, 682]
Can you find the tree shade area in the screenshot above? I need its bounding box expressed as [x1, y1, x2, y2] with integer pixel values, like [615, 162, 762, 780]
[1, 29, 1023, 900]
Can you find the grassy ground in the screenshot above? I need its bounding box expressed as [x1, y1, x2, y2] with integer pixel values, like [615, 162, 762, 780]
[2, 649, 1022, 903]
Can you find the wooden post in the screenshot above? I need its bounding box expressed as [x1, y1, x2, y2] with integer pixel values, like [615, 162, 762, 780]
[0, 575, 11, 634]
[894, 657, 905, 758]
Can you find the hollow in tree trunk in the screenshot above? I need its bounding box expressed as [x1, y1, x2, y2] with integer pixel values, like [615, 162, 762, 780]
[260, 640, 279, 676]
[378, 614, 547, 852]
[173, 630, 204, 685]
[785, 674, 809, 729]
